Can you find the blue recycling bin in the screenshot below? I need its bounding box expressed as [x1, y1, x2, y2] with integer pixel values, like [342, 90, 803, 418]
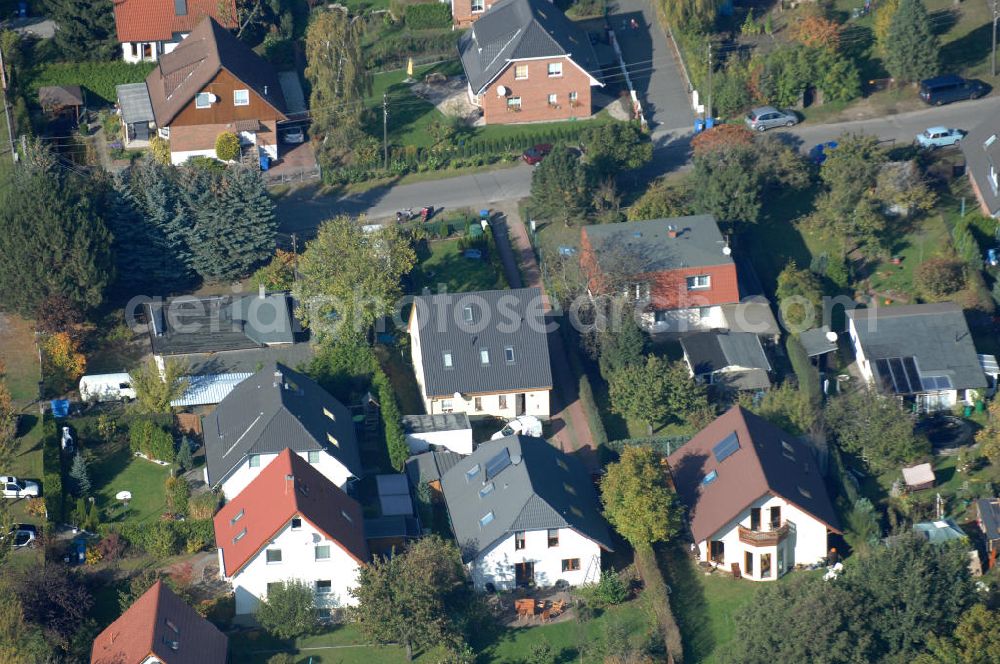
[259, 155, 271, 171]
[51, 399, 69, 419]
[705, 117, 716, 129]
[694, 118, 705, 134]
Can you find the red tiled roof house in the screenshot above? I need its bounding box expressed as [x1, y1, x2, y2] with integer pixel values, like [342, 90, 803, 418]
[113, 0, 237, 63]
[214, 448, 369, 616]
[144, 17, 288, 165]
[90, 580, 228, 664]
[580, 215, 742, 333]
[667, 406, 841, 581]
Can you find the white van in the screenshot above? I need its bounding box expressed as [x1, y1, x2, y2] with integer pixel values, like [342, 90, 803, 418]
[79, 373, 136, 402]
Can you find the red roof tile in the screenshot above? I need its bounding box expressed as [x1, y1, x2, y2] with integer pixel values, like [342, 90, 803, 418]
[214, 448, 368, 577]
[91, 580, 228, 664]
[113, 0, 237, 43]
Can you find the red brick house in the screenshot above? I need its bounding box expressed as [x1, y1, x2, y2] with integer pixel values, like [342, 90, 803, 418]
[458, 0, 603, 125]
[451, 0, 491, 27]
[113, 0, 237, 63]
[144, 17, 288, 165]
[581, 216, 752, 334]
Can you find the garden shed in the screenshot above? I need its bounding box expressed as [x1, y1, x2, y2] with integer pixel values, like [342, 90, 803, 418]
[115, 82, 155, 145]
[901, 462, 935, 491]
[38, 85, 83, 124]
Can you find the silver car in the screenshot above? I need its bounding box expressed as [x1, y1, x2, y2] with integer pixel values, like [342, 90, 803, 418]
[745, 106, 798, 132]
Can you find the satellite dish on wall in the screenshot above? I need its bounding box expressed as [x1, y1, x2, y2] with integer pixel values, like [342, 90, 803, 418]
[722, 245, 732, 256]
[207, 93, 218, 103]
[496, 85, 508, 97]
[825, 331, 839, 343]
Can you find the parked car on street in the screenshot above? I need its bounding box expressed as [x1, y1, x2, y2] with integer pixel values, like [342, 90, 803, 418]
[281, 126, 306, 144]
[4, 524, 37, 548]
[919, 75, 986, 105]
[1, 476, 39, 498]
[915, 126, 966, 149]
[522, 144, 553, 165]
[745, 106, 798, 131]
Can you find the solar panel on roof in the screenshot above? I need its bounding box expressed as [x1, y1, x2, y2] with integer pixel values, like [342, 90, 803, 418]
[712, 432, 740, 463]
[485, 448, 512, 480]
[887, 357, 913, 394]
[921, 375, 953, 390]
[903, 357, 922, 392]
[874, 359, 894, 393]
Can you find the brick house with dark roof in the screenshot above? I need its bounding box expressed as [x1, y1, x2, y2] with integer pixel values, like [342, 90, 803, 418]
[113, 0, 237, 63]
[144, 16, 287, 164]
[91, 580, 228, 663]
[214, 448, 368, 615]
[667, 406, 840, 581]
[458, 0, 603, 124]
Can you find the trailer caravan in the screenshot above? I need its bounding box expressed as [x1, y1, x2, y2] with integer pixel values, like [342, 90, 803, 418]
[79, 373, 136, 402]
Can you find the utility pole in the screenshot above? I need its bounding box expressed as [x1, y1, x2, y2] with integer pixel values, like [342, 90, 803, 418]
[706, 41, 713, 123]
[0, 45, 15, 165]
[382, 92, 389, 170]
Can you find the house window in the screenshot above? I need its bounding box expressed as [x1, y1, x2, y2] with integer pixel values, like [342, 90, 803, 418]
[514, 65, 528, 80]
[480, 348, 490, 365]
[750, 507, 761, 531]
[744, 551, 754, 576]
[507, 97, 522, 111]
[327, 433, 339, 447]
[291, 517, 302, 530]
[471, 0, 484, 11]
[474, 397, 483, 412]
[547, 529, 559, 547]
[686, 275, 711, 290]
[316, 580, 332, 595]
[697, 306, 711, 320]
[307, 450, 320, 464]
[515, 531, 526, 550]
[770, 506, 781, 529]
[505, 347, 515, 363]
[463, 306, 474, 323]
[548, 62, 563, 77]
[499, 394, 508, 409]
[569, 91, 578, 103]
[562, 558, 581, 572]
[709, 540, 724, 564]
[466, 465, 481, 481]
[441, 399, 454, 412]
[230, 509, 245, 526]
[249, 454, 261, 468]
[761, 553, 772, 579]
[232, 528, 247, 544]
[480, 511, 495, 527]
[266, 549, 282, 564]
[267, 582, 281, 596]
[443, 351, 454, 369]
[233, 89, 249, 106]
[315, 545, 331, 561]
[777, 545, 785, 573]
[195, 92, 212, 109]
[479, 482, 494, 498]
[548, 93, 558, 105]
[323, 407, 335, 421]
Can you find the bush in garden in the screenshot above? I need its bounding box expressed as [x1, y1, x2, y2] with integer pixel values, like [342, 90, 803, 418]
[215, 132, 241, 162]
[578, 570, 629, 608]
[405, 2, 451, 28]
[165, 475, 190, 516]
[148, 521, 182, 557]
[914, 258, 965, 300]
[188, 491, 221, 520]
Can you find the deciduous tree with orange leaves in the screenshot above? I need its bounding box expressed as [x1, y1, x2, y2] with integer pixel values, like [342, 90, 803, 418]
[789, 15, 841, 51]
[691, 124, 754, 157]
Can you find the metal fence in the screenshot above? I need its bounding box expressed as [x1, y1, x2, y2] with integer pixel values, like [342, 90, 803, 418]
[265, 165, 321, 187]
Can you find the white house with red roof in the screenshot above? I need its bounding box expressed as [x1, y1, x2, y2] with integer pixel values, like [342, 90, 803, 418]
[667, 406, 841, 581]
[113, 0, 237, 63]
[90, 580, 228, 664]
[213, 448, 368, 616]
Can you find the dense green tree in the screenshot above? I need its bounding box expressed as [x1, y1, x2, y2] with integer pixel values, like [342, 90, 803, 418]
[914, 258, 965, 300]
[627, 176, 694, 221]
[305, 9, 370, 168]
[739, 381, 817, 435]
[657, 0, 718, 33]
[915, 604, 1000, 664]
[295, 216, 416, 339]
[257, 580, 317, 640]
[129, 359, 189, 414]
[775, 260, 823, 331]
[530, 147, 591, 226]
[826, 388, 929, 472]
[0, 145, 113, 316]
[601, 446, 683, 548]
[0, 579, 57, 663]
[252, 249, 297, 291]
[582, 122, 653, 177]
[351, 536, 472, 660]
[691, 144, 761, 228]
[843, 497, 881, 558]
[12, 564, 94, 655]
[884, 0, 939, 83]
[598, 313, 646, 380]
[68, 453, 90, 497]
[608, 355, 707, 434]
[48, 0, 117, 61]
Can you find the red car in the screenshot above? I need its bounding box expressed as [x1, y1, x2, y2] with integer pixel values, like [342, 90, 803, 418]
[522, 144, 553, 165]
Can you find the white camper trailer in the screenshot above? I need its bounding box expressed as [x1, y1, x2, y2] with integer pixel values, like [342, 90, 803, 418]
[79, 373, 136, 402]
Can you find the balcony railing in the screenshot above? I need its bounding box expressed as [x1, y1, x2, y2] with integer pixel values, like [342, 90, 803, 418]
[738, 523, 790, 546]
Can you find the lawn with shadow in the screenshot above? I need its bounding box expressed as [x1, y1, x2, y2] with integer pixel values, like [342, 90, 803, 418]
[411, 237, 507, 294]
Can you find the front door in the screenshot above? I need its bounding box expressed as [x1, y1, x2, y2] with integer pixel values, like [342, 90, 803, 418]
[744, 551, 754, 577]
[515, 561, 534, 586]
[516, 393, 526, 416]
[710, 540, 724, 564]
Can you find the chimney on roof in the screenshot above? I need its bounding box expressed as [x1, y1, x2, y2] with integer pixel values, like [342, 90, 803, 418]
[273, 370, 283, 388]
[285, 474, 294, 495]
[259, 283, 266, 299]
[667, 225, 678, 239]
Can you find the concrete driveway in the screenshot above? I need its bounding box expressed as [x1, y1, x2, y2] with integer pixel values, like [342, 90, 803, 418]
[609, 0, 694, 134]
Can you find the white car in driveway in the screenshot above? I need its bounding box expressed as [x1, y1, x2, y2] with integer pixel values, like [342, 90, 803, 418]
[490, 415, 543, 440]
[1, 476, 39, 498]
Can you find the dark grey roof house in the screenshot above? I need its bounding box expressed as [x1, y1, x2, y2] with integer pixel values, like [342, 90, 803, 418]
[961, 112, 1000, 217]
[458, 0, 602, 96]
[408, 288, 553, 419]
[847, 303, 988, 409]
[439, 435, 612, 586]
[202, 362, 361, 496]
[681, 331, 771, 391]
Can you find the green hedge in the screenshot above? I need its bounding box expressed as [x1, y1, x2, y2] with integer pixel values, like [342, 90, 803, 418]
[41, 415, 65, 524]
[786, 335, 821, 407]
[26, 61, 156, 105]
[636, 545, 685, 664]
[373, 368, 409, 471]
[366, 31, 456, 70]
[107, 519, 214, 557]
[405, 3, 452, 29]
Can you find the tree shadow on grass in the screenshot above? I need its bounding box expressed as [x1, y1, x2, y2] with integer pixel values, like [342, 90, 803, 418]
[928, 9, 960, 38]
[940, 22, 994, 73]
[658, 543, 715, 663]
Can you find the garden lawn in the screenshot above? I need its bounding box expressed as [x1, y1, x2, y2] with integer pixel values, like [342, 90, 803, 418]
[0, 312, 41, 407]
[91, 441, 169, 524]
[6, 416, 45, 527]
[24, 61, 156, 105]
[411, 237, 506, 293]
[227, 624, 450, 663]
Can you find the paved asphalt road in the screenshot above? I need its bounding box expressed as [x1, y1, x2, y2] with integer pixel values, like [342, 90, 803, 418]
[277, 96, 1000, 233]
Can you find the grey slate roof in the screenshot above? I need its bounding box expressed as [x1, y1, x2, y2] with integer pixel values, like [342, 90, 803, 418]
[847, 303, 987, 391]
[961, 111, 1000, 215]
[402, 413, 472, 434]
[411, 288, 553, 398]
[799, 326, 838, 358]
[582, 215, 733, 275]
[681, 331, 770, 376]
[405, 450, 464, 487]
[976, 498, 1000, 541]
[117, 83, 155, 124]
[458, 0, 602, 95]
[439, 435, 613, 562]
[203, 362, 361, 487]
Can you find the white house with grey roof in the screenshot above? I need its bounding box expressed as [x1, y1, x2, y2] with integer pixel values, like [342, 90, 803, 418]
[847, 303, 990, 412]
[202, 362, 362, 499]
[408, 288, 553, 420]
[439, 435, 612, 591]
